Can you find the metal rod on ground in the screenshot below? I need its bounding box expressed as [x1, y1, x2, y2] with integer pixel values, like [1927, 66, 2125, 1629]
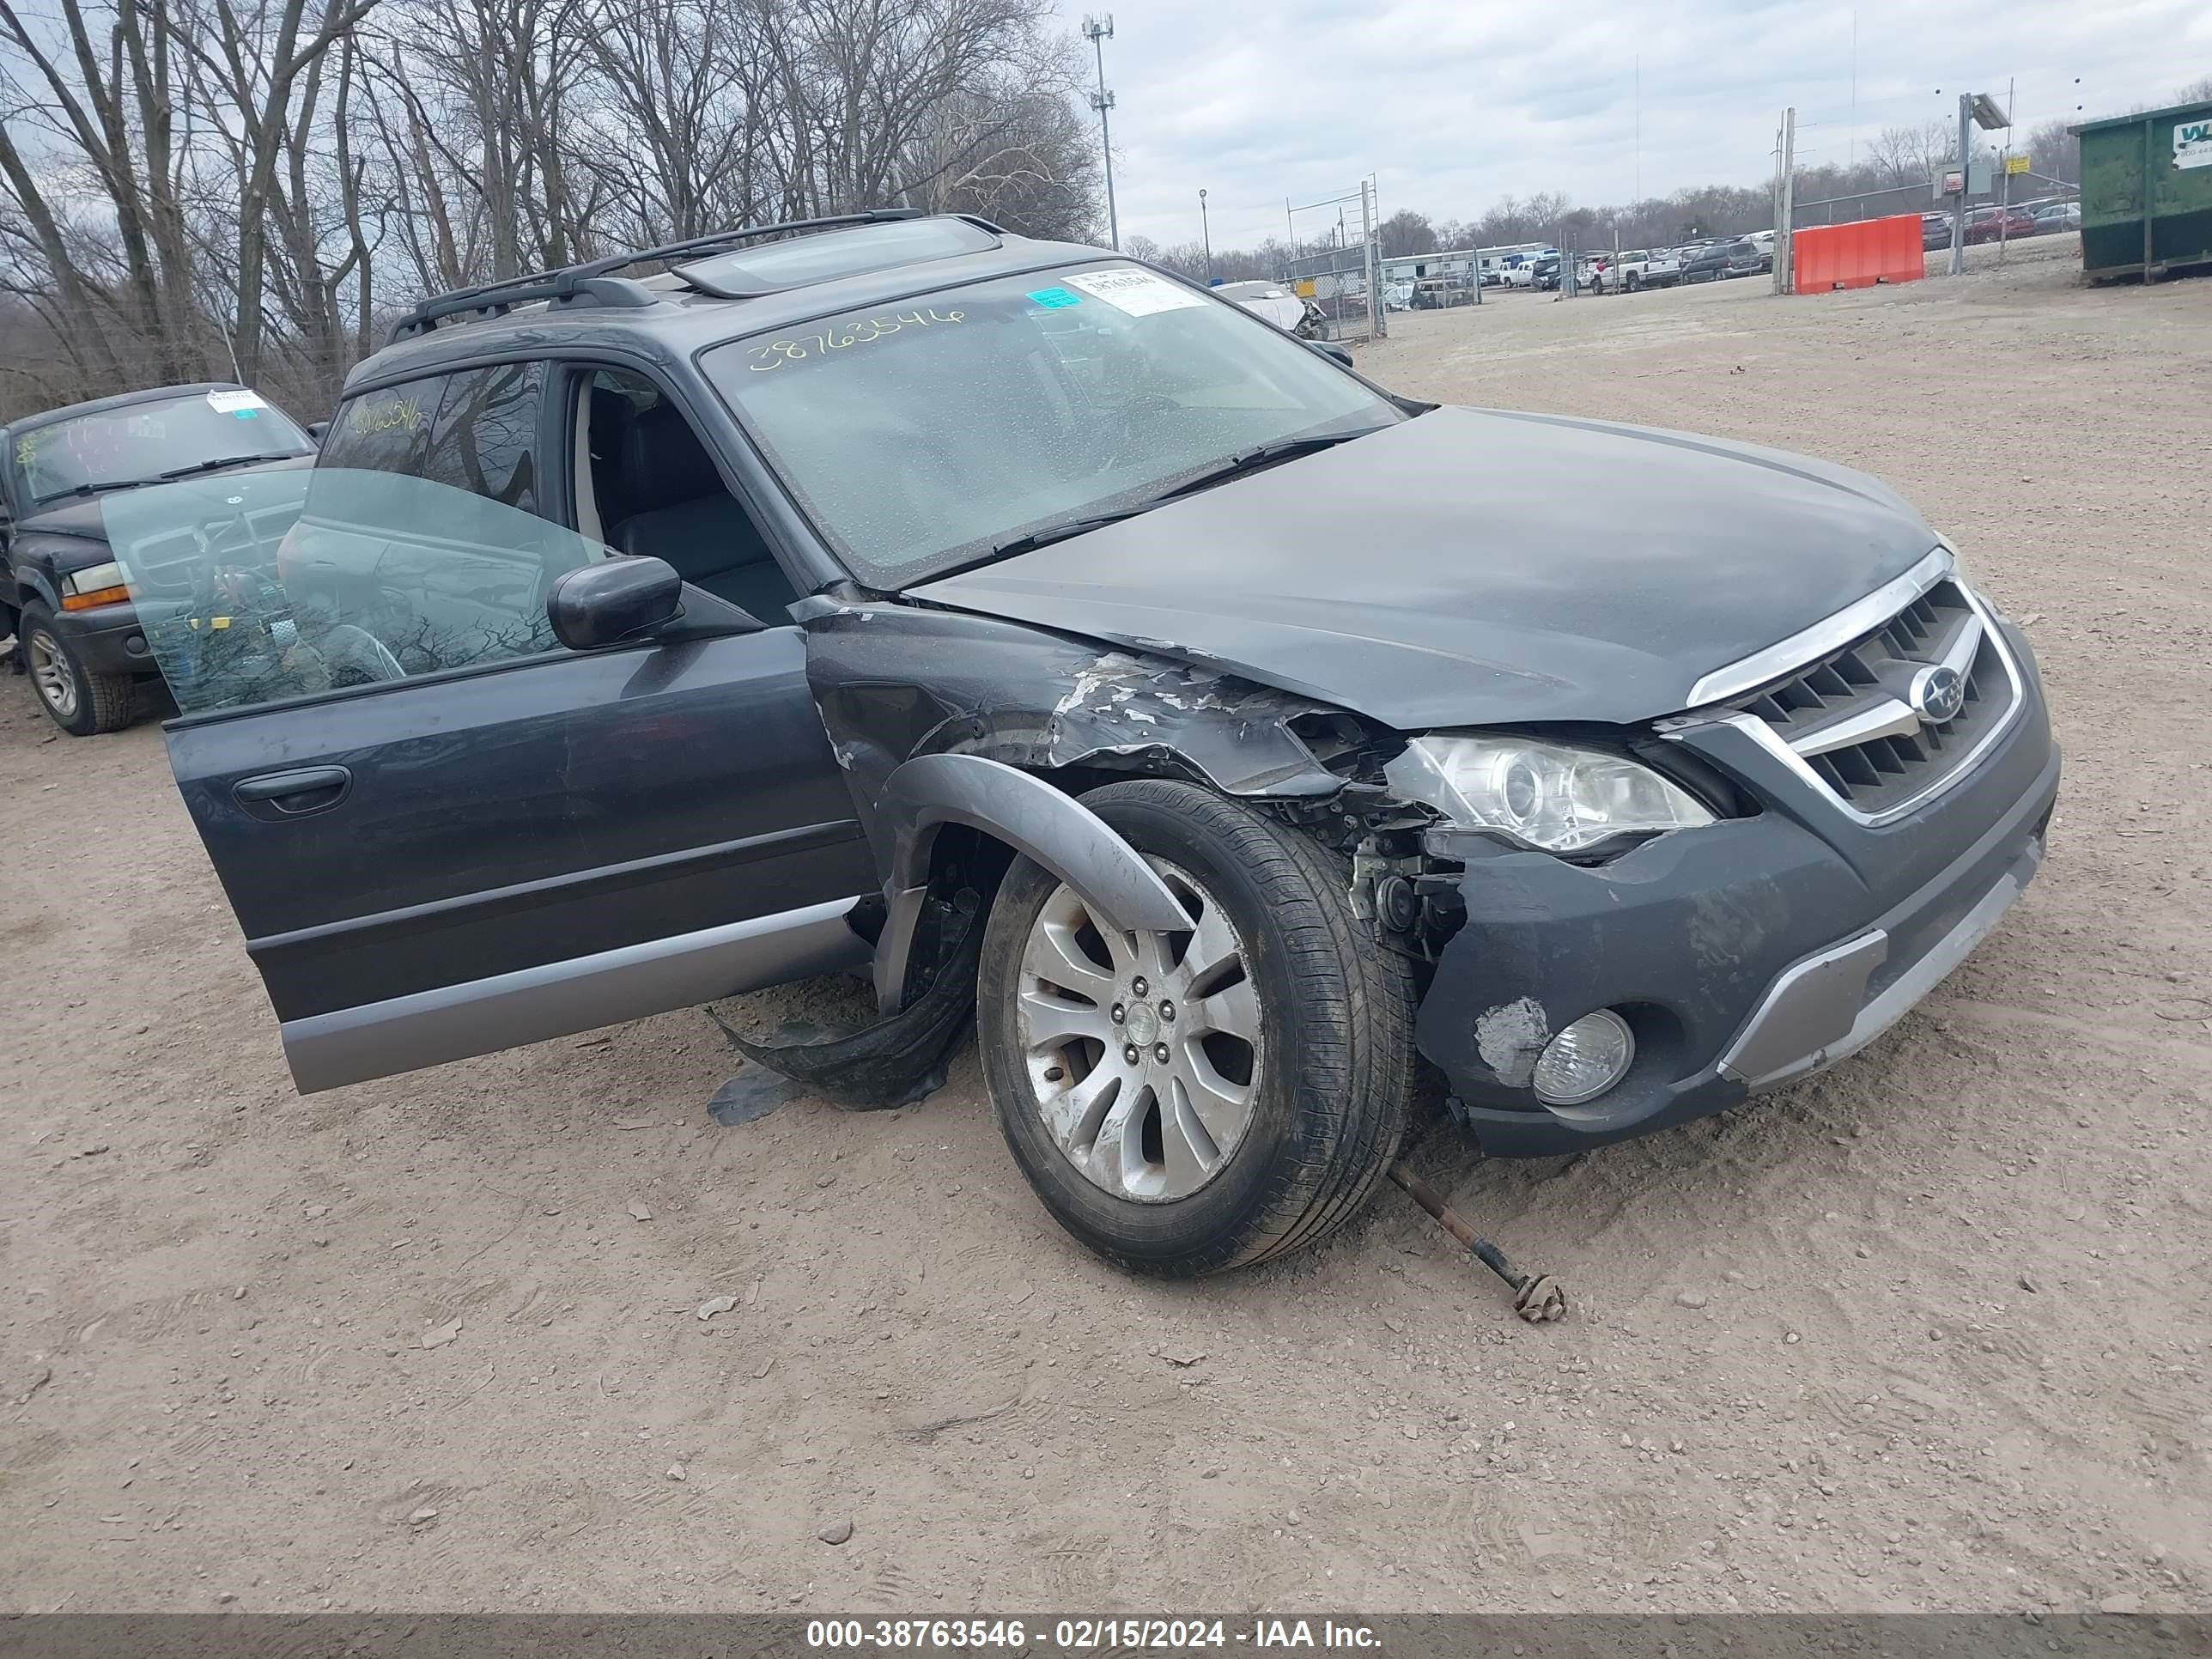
[1387, 1160, 1567, 1322]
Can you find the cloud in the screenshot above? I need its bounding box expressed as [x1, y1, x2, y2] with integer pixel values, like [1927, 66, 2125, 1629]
[1058, 0, 2209, 250]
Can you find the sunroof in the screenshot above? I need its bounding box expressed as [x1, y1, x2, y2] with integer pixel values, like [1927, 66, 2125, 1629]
[675, 218, 1002, 298]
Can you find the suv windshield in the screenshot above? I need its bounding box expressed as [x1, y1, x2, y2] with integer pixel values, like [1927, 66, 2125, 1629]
[9, 389, 313, 508]
[702, 262, 1401, 586]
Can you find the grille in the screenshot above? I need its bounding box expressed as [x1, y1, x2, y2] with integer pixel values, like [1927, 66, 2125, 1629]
[1729, 579, 2017, 818]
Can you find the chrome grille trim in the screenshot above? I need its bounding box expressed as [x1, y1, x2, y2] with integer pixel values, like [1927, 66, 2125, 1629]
[1663, 581, 2027, 827]
[1685, 545, 1953, 708]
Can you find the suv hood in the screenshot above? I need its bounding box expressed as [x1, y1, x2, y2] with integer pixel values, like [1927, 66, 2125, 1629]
[15, 454, 313, 548]
[14, 495, 117, 543]
[909, 407, 1940, 730]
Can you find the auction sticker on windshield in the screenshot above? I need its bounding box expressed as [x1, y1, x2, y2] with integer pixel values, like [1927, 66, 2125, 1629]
[1064, 267, 1207, 317]
[206, 389, 270, 415]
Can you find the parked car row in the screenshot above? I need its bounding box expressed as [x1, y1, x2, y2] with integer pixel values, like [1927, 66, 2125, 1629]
[1923, 199, 2082, 250]
[1591, 234, 1768, 291]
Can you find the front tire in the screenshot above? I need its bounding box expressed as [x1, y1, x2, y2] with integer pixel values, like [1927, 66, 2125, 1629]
[977, 779, 1416, 1277]
[21, 604, 134, 736]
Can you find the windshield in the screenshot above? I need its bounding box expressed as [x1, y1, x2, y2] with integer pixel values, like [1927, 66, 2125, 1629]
[9, 389, 313, 508]
[702, 262, 1401, 586]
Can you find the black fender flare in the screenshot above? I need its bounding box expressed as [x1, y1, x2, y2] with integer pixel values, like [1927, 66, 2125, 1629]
[870, 752, 1191, 1009]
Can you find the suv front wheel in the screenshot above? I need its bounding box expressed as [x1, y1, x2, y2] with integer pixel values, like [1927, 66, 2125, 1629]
[977, 779, 1416, 1276]
[20, 603, 135, 736]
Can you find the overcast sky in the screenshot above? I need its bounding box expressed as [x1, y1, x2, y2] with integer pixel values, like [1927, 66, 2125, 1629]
[1052, 0, 2210, 251]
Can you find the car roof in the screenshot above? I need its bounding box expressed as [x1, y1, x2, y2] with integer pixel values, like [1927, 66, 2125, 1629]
[1, 381, 249, 441]
[343, 218, 1123, 397]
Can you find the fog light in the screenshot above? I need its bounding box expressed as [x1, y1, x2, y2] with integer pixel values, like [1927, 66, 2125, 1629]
[1533, 1011, 1635, 1106]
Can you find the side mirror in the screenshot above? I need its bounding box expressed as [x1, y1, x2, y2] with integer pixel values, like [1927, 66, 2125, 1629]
[306, 420, 330, 443]
[1316, 342, 1354, 369]
[548, 556, 683, 650]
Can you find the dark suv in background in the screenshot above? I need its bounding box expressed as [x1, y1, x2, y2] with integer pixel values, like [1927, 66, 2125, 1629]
[1680, 240, 1764, 283]
[97, 211, 2057, 1278]
[1, 385, 317, 733]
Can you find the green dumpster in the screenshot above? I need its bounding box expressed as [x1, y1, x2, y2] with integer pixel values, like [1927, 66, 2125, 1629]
[2072, 100, 2212, 282]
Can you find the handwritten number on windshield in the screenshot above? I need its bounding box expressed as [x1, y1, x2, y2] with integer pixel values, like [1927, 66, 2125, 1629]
[746, 308, 966, 371]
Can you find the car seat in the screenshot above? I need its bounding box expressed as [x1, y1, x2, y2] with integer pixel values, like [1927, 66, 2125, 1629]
[608, 405, 799, 625]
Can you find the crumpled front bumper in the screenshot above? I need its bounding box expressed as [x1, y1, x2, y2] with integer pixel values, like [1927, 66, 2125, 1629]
[1413, 623, 2060, 1158]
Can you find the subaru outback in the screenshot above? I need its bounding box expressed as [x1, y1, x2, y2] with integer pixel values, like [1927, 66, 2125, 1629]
[102, 210, 2058, 1277]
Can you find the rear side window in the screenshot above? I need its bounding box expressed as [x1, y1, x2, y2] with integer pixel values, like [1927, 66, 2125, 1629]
[321, 362, 544, 515]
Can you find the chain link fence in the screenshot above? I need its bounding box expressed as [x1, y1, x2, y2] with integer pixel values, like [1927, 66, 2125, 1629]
[1278, 180, 1386, 343]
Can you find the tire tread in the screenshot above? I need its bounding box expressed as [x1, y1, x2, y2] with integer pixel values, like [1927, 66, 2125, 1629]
[979, 778, 1417, 1277]
[21, 603, 135, 736]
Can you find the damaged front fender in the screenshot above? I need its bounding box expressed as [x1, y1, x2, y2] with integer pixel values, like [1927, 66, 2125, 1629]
[738, 597, 1391, 1095]
[798, 602, 1356, 835]
[872, 751, 1192, 1009]
[795, 599, 1382, 1009]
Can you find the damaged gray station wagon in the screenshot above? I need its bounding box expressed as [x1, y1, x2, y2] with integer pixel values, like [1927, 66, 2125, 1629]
[112, 212, 2058, 1276]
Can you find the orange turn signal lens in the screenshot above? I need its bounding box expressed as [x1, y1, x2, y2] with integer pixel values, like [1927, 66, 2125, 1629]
[60, 585, 131, 611]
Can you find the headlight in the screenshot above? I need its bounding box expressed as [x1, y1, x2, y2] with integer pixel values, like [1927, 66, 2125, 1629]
[60, 559, 131, 612]
[1383, 734, 1715, 854]
[64, 560, 126, 597]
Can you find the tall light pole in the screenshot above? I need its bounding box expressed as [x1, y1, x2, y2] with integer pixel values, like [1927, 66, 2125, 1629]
[1199, 188, 1212, 281]
[1083, 15, 1119, 251]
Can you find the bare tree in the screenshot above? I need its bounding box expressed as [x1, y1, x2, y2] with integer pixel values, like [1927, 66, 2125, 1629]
[183, 0, 385, 381]
[0, 0, 208, 386]
[580, 0, 769, 243]
[1377, 209, 1437, 258]
[1867, 123, 1950, 189]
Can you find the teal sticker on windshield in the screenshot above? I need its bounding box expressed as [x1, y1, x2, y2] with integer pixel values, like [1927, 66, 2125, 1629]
[1027, 286, 1081, 308]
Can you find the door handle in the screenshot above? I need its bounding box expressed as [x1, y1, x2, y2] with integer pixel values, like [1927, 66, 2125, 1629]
[234, 765, 352, 815]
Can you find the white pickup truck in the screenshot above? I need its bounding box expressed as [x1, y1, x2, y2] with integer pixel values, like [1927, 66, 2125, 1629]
[1604, 248, 1682, 291]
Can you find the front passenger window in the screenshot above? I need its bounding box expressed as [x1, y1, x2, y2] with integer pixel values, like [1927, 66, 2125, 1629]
[100, 380, 611, 718]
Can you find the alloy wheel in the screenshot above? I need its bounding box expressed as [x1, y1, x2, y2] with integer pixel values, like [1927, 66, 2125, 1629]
[28, 629, 76, 720]
[1013, 860, 1262, 1203]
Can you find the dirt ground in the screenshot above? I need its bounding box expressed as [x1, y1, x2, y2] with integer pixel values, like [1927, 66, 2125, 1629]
[3, 233, 2209, 1619]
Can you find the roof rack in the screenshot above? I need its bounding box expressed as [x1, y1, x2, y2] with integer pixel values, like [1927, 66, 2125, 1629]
[387, 207, 929, 344]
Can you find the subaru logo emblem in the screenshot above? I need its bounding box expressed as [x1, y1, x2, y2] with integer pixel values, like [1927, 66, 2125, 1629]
[1910, 664, 1966, 725]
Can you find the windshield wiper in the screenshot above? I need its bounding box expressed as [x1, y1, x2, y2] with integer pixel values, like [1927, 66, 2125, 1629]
[37, 477, 157, 503]
[916, 507, 1156, 584]
[1153, 428, 1383, 502]
[157, 454, 298, 480]
[982, 507, 1154, 562]
[927, 428, 1386, 581]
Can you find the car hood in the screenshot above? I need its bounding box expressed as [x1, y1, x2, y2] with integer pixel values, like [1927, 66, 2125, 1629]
[15, 454, 313, 547]
[908, 406, 1940, 730]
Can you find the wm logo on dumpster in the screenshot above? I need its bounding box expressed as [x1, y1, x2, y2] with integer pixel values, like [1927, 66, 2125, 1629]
[2178, 118, 2212, 170]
